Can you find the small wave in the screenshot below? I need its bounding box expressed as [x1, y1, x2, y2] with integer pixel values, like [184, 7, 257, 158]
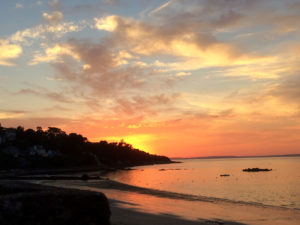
[80, 179, 300, 211]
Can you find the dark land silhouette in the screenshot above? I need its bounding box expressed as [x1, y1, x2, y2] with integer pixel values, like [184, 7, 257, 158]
[0, 124, 171, 170]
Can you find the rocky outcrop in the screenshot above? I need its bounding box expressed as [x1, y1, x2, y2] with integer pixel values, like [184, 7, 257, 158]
[242, 168, 272, 172]
[220, 174, 230, 177]
[0, 181, 111, 225]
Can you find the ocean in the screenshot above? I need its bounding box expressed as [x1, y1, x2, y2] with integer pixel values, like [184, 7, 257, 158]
[105, 156, 300, 209]
[35, 156, 300, 225]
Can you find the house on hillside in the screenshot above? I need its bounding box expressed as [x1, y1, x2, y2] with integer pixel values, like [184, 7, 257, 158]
[29, 145, 47, 157]
[28, 145, 59, 157]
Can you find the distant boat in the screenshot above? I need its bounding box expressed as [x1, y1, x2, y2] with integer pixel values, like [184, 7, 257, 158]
[243, 168, 272, 172]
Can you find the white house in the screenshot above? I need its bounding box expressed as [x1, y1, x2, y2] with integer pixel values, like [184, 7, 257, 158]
[29, 145, 48, 157]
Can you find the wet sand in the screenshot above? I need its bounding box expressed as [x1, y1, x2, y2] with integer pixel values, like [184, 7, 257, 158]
[109, 203, 245, 225]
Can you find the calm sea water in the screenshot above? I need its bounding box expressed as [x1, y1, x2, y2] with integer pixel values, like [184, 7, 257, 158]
[105, 156, 300, 209]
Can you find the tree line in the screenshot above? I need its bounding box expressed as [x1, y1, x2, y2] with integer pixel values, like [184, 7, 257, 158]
[0, 124, 171, 170]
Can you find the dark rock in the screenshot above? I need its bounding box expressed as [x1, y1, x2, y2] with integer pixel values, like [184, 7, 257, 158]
[220, 174, 230, 177]
[242, 168, 272, 172]
[0, 182, 111, 225]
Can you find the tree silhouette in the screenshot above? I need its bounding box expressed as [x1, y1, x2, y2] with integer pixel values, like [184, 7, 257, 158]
[0, 125, 171, 170]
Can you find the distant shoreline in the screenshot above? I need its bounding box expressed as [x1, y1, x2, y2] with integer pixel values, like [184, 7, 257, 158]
[172, 153, 300, 160]
[0, 160, 179, 178]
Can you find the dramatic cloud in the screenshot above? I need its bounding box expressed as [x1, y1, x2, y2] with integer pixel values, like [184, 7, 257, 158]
[43, 11, 63, 24]
[269, 73, 300, 109]
[9, 22, 83, 45]
[114, 94, 180, 116]
[49, 39, 149, 98]
[14, 88, 73, 104]
[43, 0, 63, 26]
[93, 13, 269, 72]
[1, 0, 300, 156]
[94, 15, 118, 31]
[29, 37, 180, 117]
[0, 40, 22, 66]
[30, 43, 80, 65]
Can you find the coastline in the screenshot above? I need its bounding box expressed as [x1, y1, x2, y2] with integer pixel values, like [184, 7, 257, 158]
[0, 160, 179, 177]
[0, 180, 243, 225]
[1, 157, 299, 225]
[29, 179, 300, 225]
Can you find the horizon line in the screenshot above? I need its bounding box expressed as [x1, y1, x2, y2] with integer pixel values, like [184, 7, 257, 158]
[171, 153, 300, 160]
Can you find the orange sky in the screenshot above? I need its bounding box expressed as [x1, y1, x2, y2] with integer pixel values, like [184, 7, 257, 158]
[1, 0, 300, 157]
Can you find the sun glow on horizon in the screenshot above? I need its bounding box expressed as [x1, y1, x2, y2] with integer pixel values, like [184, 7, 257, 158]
[92, 134, 156, 155]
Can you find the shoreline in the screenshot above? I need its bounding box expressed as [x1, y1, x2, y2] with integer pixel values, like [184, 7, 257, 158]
[2, 175, 299, 211]
[1, 178, 300, 225]
[30, 179, 300, 225]
[31, 178, 300, 211]
[1, 157, 299, 225]
[0, 180, 244, 225]
[1, 164, 299, 211]
[0, 160, 180, 177]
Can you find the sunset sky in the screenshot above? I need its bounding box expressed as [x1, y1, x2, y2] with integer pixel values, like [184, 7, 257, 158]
[0, 0, 300, 157]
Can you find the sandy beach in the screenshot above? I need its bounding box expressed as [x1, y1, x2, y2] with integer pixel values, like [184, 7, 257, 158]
[1, 179, 244, 225]
[2, 157, 300, 225]
[31, 179, 300, 225]
[109, 202, 244, 225]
